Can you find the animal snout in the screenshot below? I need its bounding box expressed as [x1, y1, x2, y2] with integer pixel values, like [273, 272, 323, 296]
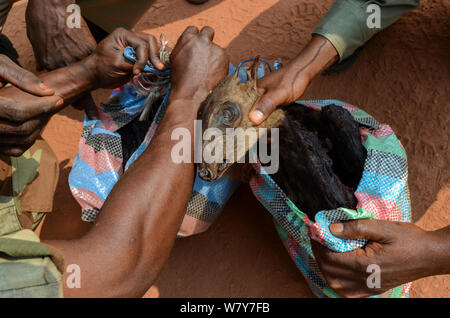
[198, 167, 216, 181]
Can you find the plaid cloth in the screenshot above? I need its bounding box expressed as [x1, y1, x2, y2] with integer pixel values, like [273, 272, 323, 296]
[69, 69, 242, 232]
[69, 61, 411, 298]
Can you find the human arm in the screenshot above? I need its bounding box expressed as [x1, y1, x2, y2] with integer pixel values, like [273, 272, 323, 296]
[249, 0, 420, 125]
[44, 26, 229, 297]
[311, 220, 450, 298]
[24, 0, 95, 70]
[25, 0, 164, 71]
[0, 28, 161, 156]
[313, 0, 419, 61]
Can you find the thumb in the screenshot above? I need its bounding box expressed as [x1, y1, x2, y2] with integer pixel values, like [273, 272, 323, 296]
[0, 55, 54, 96]
[248, 88, 284, 125]
[329, 219, 387, 242]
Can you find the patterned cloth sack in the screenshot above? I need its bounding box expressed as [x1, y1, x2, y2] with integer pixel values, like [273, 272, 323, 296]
[250, 99, 411, 298]
[68, 64, 244, 234]
[69, 57, 411, 297]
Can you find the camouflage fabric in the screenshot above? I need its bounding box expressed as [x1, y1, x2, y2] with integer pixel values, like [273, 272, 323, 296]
[0, 139, 63, 298]
[0, 230, 63, 298]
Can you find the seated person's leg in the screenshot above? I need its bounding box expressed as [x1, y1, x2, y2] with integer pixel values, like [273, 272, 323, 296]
[0, 140, 62, 297]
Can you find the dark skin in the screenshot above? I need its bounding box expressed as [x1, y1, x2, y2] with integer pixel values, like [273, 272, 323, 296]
[0, 28, 161, 156]
[249, 35, 339, 125]
[41, 26, 227, 297]
[249, 34, 450, 297]
[25, 0, 164, 72]
[312, 220, 450, 298]
[0, 54, 61, 156]
[25, 0, 165, 117]
[1, 24, 226, 297]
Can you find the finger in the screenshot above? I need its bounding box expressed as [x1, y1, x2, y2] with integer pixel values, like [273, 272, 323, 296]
[0, 117, 42, 137]
[310, 239, 336, 264]
[0, 125, 42, 146]
[120, 31, 150, 75]
[132, 39, 150, 75]
[0, 55, 54, 96]
[248, 88, 284, 125]
[178, 26, 199, 46]
[0, 95, 63, 123]
[199, 26, 215, 42]
[181, 25, 200, 39]
[0, 143, 34, 157]
[137, 33, 165, 71]
[329, 219, 387, 242]
[310, 239, 362, 270]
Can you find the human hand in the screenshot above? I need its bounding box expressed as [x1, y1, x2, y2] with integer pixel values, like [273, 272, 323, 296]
[0, 54, 62, 156]
[0, 54, 54, 95]
[169, 26, 229, 104]
[249, 35, 338, 125]
[311, 219, 449, 298]
[0, 87, 62, 156]
[84, 28, 164, 89]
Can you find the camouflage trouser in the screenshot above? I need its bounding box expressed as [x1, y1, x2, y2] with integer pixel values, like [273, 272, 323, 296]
[0, 139, 63, 297]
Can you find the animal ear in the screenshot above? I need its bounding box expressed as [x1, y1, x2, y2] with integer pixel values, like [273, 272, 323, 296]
[234, 65, 242, 79]
[246, 56, 260, 81]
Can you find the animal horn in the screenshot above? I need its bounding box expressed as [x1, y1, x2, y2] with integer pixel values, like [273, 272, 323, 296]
[247, 56, 260, 81]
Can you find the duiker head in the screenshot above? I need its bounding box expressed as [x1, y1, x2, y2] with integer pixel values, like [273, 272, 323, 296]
[197, 58, 283, 181]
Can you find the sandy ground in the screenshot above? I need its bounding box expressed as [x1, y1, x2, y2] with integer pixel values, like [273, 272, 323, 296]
[3, 0, 449, 297]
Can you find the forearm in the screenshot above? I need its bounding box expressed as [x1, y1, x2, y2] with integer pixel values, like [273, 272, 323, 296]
[290, 35, 338, 81]
[281, 35, 338, 95]
[38, 57, 97, 106]
[1, 57, 96, 109]
[426, 225, 450, 276]
[46, 95, 201, 297]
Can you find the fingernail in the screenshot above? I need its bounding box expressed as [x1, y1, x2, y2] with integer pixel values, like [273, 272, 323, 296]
[250, 110, 264, 124]
[40, 83, 51, 91]
[330, 223, 343, 234]
[56, 99, 64, 107]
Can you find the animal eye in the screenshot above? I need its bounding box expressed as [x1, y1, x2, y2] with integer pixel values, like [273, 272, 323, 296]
[218, 101, 241, 125]
[223, 109, 233, 121]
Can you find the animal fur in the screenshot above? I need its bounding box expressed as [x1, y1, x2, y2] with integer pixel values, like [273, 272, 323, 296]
[199, 58, 367, 218]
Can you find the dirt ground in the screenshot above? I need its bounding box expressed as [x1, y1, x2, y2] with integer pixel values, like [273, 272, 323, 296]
[3, 0, 449, 297]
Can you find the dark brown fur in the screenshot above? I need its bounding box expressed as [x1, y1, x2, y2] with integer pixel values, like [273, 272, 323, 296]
[198, 59, 367, 218]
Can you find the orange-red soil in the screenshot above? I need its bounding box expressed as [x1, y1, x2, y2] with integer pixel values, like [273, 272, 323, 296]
[4, 0, 449, 297]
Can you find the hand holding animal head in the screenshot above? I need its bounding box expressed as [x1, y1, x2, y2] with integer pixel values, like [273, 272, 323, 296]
[198, 58, 284, 181]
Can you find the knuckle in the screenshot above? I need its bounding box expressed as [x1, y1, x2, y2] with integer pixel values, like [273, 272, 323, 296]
[17, 121, 38, 137]
[11, 108, 28, 122]
[7, 148, 25, 157]
[22, 132, 39, 145]
[0, 54, 8, 64]
[22, 72, 40, 85]
[2, 102, 22, 122]
[346, 220, 361, 235]
[344, 289, 369, 298]
[354, 257, 369, 273]
[141, 42, 150, 52]
[114, 27, 126, 34]
[327, 279, 342, 292]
